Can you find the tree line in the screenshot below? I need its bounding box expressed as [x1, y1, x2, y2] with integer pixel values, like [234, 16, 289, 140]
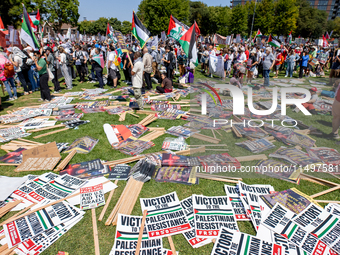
[1, 0, 340, 38]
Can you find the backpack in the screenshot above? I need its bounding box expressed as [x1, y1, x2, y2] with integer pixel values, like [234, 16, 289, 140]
[66, 54, 74, 66]
[4, 62, 15, 78]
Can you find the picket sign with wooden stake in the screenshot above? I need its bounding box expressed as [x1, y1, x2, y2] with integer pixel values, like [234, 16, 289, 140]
[98, 180, 119, 221]
[54, 149, 77, 172]
[135, 210, 148, 255]
[92, 208, 100, 255]
[33, 127, 69, 139]
[167, 236, 177, 255]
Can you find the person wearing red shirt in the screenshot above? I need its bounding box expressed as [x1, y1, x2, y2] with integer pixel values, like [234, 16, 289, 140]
[273, 49, 283, 78]
[331, 80, 340, 139]
[244, 45, 249, 60]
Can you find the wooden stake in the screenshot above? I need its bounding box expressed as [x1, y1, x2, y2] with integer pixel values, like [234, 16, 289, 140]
[33, 127, 69, 139]
[0, 163, 20, 166]
[310, 186, 340, 198]
[235, 154, 267, 162]
[0, 200, 22, 218]
[211, 129, 216, 139]
[92, 208, 100, 255]
[0, 203, 36, 225]
[27, 124, 64, 133]
[191, 133, 221, 144]
[315, 200, 340, 204]
[54, 149, 77, 172]
[168, 236, 177, 255]
[135, 210, 148, 255]
[126, 111, 140, 118]
[98, 180, 118, 221]
[119, 112, 126, 122]
[0, 244, 8, 253]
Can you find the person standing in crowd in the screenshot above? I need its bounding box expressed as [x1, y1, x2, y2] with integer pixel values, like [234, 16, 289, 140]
[177, 50, 187, 77]
[273, 49, 283, 78]
[89, 45, 96, 82]
[330, 80, 340, 139]
[299, 49, 309, 78]
[131, 51, 144, 110]
[142, 47, 153, 90]
[0, 51, 17, 101]
[92, 48, 104, 88]
[329, 49, 340, 86]
[256, 47, 263, 78]
[58, 47, 73, 90]
[125, 48, 134, 85]
[33, 50, 51, 101]
[156, 73, 173, 93]
[45, 47, 60, 93]
[23, 47, 38, 92]
[208, 44, 216, 77]
[162, 46, 174, 80]
[262, 47, 275, 87]
[8, 47, 32, 95]
[285, 49, 296, 78]
[73, 45, 86, 84]
[246, 49, 258, 84]
[82, 45, 89, 76]
[107, 46, 118, 88]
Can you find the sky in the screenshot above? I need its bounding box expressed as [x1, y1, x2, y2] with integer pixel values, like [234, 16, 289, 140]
[78, 0, 231, 22]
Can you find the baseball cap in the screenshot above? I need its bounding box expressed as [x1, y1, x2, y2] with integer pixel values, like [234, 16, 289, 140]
[310, 87, 317, 92]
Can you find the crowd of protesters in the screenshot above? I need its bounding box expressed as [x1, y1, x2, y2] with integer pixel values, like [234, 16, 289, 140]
[0, 36, 339, 139]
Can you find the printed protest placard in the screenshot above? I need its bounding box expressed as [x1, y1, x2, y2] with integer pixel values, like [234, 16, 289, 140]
[211, 228, 284, 255]
[224, 185, 249, 221]
[109, 214, 163, 255]
[114, 31, 128, 52]
[180, 196, 211, 248]
[80, 184, 105, 210]
[140, 192, 191, 239]
[4, 201, 80, 248]
[192, 195, 239, 239]
[261, 203, 334, 255]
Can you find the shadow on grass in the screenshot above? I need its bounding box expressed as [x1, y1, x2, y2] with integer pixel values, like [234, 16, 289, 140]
[317, 119, 333, 127]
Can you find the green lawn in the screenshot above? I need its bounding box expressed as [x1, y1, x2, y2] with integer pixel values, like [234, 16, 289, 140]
[0, 67, 339, 255]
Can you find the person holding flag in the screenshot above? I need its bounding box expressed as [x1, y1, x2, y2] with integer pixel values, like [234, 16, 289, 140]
[33, 50, 51, 101]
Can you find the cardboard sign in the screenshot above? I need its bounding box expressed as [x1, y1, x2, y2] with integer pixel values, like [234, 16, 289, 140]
[109, 214, 163, 255]
[115, 31, 128, 52]
[15, 212, 84, 255]
[261, 203, 333, 255]
[224, 185, 249, 221]
[180, 196, 211, 248]
[4, 201, 80, 248]
[80, 184, 105, 210]
[211, 228, 284, 255]
[107, 164, 131, 180]
[64, 136, 98, 154]
[192, 195, 239, 239]
[15, 142, 61, 172]
[140, 192, 191, 239]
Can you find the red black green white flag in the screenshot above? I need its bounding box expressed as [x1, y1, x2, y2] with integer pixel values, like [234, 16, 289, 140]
[0, 16, 5, 31]
[20, 4, 40, 50]
[179, 22, 198, 66]
[268, 34, 281, 48]
[131, 11, 151, 48]
[29, 9, 40, 32]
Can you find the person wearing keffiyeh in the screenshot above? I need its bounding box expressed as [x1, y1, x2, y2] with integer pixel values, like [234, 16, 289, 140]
[91, 48, 105, 88]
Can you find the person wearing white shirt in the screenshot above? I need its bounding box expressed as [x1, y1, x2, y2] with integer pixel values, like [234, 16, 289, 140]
[57, 47, 73, 89]
[131, 51, 144, 110]
[107, 46, 118, 88]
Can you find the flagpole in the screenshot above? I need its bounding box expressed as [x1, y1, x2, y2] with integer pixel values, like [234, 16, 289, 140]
[249, 0, 257, 42]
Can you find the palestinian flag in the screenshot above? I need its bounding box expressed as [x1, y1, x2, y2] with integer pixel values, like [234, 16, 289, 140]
[0, 16, 5, 31]
[167, 15, 190, 41]
[106, 23, 114, 39]
[132, 11, 151, 48]
[280, 220, 298, 239]
[311, 215, 339, 239]
[29, 9, 40, 32]
[288, 30, 292, 44]
[268, 34, 281, 48]
[325, 31, 330, 40]
[20, 4, 40, 50]
[253, 29, 262, 43]
[179, 22, 198, 66]
[115, 231, 148, 241]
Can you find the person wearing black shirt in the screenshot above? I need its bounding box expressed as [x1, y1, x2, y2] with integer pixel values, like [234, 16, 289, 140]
[246, 49, 258, 84]
[162, 46, 174, 80]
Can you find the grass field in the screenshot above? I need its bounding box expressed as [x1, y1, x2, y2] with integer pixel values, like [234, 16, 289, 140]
[0, 66, 339, 255]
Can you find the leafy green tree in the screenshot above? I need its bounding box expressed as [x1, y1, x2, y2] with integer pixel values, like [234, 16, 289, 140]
[35, 0, 80, 32]
[244, 1, 256, 37]
[138, 0, 190, 34]
[254, 0, 275, 35]
[108, 17, 122, 31]
[3, 0, 36, 28]
[189, 1, 210, 35]
[121, 21, 132, 35]
[228, 4, 247, 37]
[295, 0, 327, 38]
[78, 20, 93, 34]
[273, 0, 298, 36]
